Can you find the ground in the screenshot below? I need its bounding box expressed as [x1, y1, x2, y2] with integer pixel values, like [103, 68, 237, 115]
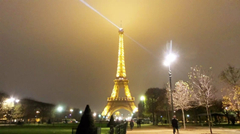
[127, 128, 240, 134]
[127, 124, 240, 134]
[0, 123, 240, 134]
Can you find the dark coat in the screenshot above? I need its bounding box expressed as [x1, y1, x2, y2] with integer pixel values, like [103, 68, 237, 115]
[171, 118, 178, 128]
[130, 121, 134, 127]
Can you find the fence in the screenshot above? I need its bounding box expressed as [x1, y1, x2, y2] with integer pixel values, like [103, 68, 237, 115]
[72, 122, 127, 134]
[114, 122, 128, 134]
[72, 127, 101, 134]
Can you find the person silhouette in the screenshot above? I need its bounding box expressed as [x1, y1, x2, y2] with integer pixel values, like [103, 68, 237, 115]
[130, 120, 134, 130]
[172, 115, 179, 134]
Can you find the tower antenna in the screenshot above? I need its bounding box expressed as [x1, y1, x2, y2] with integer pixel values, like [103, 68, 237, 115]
[120, 20, 122, 28]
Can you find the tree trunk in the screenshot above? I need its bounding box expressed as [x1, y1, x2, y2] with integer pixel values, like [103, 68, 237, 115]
[167, 106, 171, 126]
[181, 108, 186, 129]
[152, 112, 155, 125]
[206, 106, 212, 134]
[237, 111, 240, 122]
[152, 98, 155, 125]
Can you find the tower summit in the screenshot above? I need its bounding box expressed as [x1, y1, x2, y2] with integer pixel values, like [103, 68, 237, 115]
[116, 28, 126, 78]
[102, 28, 137, 118]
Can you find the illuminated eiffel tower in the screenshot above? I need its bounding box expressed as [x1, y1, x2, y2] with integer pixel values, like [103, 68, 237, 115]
[101, 28, 137, 118]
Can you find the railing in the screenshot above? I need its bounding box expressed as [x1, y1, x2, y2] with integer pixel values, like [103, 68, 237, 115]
[72, 127, 101, 134]
[114, 122, 128, 134]
[107, 97, 135, 101]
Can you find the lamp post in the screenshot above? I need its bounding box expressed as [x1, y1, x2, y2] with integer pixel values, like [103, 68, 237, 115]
[57, 106, 63, 124]
[163, 40, 177, 118]
[140, 96, 145, 118]
[225, 107, 229, 124]
[79, 110, 82, 121]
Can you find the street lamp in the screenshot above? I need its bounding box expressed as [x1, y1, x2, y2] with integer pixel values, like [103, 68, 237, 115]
[139, 96, 145, 119]
[56, 106, 63, 124]
[140, 96, 145, 101]
[70, 109, 73, 112]
[57, 106, 63, 112]
[163, 40, 177, 117]
[225, 107, 229, 124]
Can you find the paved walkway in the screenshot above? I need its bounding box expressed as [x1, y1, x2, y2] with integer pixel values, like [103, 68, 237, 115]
[127, 128, 240, 134]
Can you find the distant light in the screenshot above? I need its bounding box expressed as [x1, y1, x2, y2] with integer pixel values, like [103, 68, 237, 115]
[10, 97, 15, 102]
[187, 114, 190, 117]
[133, 107, 138, 113]
[98, 114, 101, 118]
[93, 112, 96, 117]
[15, 99, 20, 103]
[160, 116, 162, 118]
[57, 106, 63, 112]
[36, 111, 40, 114]
[70, 109, 73, 112]
[79, 110, 82, 114]
[140, 96, 145, 101]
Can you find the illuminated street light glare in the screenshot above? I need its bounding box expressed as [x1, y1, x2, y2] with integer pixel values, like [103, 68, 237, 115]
[70, 109, 73, 112]
[93, 112, 97, 117]
[57, 106, 63, 112]
[15, 99, 20, 103]
[140, 96, 145, 101]
[163, 53, 177, 67]
[163, 40, 177, 118]
[79, 110, 82, 114]
[10, 97, 15, 102]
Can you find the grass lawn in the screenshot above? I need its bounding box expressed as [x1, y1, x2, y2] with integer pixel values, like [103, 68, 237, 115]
[0, 123, 110, 134]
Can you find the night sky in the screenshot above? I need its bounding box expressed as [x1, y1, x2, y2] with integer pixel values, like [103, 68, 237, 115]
[1, 0, 240, 113]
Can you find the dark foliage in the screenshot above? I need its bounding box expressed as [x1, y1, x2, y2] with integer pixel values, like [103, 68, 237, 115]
[76, 105, 96, 134]
[47, 119, 51, 124]
[107, 115, 115, 127]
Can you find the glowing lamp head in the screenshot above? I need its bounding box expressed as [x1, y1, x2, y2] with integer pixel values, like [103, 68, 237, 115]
[57, 106, 63, 112]
[119, 28, 124, 34]
[140, 96, 145, 101]
[93, 112, 97, 117]
[163, 53, 177, 66]
[15, 99, 20, 103]
[70, 109, 73, 112]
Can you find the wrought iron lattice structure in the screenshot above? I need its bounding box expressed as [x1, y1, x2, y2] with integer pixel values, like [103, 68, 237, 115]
[101, 28, 137, 118]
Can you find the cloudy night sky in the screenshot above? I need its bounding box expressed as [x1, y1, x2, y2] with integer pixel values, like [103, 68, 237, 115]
[0, 0, 240, 112]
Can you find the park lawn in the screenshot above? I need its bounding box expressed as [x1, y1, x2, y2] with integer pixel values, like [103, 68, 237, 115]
[0, 124, 109, 134]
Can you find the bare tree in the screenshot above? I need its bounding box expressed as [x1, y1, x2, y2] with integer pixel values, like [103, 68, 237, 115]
[172, 80, 194, 129]
[188, 66, 215, 134]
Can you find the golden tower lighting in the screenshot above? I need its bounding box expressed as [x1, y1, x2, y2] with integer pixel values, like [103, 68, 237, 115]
[102, 28, 137, 118]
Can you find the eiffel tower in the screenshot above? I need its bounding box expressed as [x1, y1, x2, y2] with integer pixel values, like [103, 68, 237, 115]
[101, 28, 137, 118]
